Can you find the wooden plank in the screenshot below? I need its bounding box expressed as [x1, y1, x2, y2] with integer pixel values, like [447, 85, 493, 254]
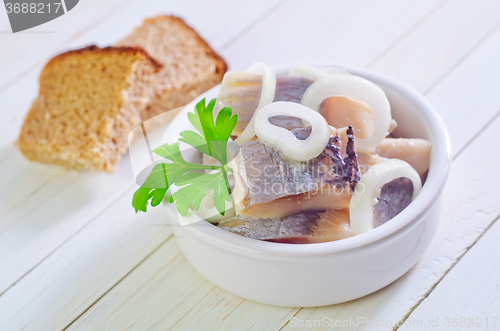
[2, 0, 500, 330]
[0, 0, 286, 329]
[0, 0, 204, 150]
[61, 1, 500, 329]
[223, 0, 445, 70]
[399, 217, 500, 330]
[0, 0, 283, 296]
[0, 0, 132, 91]
[425, 26, 500, 154]
[168, 1, 500, 329]
[0, 163, 136, 294]
[281, 114, 500, 331]
[67, 239, 219, 330]
[371, 0, 500, 92]
[64, 1, 500, 329]
[0, 0, 283, 149]
[0, 190, 173, 331]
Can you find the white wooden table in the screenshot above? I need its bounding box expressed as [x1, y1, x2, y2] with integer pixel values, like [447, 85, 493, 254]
[1, 0, 500, 330]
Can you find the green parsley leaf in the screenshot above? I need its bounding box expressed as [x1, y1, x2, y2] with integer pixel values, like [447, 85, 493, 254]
[181, 98, 237, 165]
[172, 170, 231, 216]
[132, 98, 238, 217]
[132, 164, 168, 213]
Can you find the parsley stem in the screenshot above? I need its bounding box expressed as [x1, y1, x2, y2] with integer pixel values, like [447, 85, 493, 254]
[222, 165, 233, 173]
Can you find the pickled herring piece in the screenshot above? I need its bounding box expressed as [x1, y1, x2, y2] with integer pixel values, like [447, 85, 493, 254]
[218, 209, 352, 244]
[217, 72, 312, 136]
[231, 127, 359, 219]
[375, 138, 431, 176]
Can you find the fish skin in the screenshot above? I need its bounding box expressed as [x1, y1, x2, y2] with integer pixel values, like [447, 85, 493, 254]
[273, 76, 313, 103]
[218, 209, 352, 244]
[373, 177, 413, 226]
[268, 115, 305, 131]
[320, 126, 359, 191]
[217, 73, 313, 136]
[232, 127, 359, 218]
[268, 114, 311, 140]
[218, 177, 413, 244]
[218, 211, 320, 244]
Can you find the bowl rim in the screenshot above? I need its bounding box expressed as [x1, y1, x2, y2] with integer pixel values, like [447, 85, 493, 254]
[166, 63, 452, 257]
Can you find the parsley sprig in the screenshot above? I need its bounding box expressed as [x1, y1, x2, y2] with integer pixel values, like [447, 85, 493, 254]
[132, 98, 237, 216]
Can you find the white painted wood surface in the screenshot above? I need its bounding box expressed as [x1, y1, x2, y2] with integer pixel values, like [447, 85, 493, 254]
[0, 0, 499, 330]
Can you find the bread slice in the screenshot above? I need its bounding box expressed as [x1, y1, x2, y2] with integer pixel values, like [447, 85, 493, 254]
[117, 15, 227, 121]
[17, 45, 161, 172]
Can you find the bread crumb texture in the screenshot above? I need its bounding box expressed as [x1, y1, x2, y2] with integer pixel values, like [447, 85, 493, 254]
[117, 15, 227, 120]
[17, 46, 160, 172]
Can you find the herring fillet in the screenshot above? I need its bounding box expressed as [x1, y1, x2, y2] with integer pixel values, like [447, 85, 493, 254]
[375, 138, 431, 176]
[231, 127, 359, 219]
[217, 72, 313, 136]
[218, 209, 352, 244]
[373, 177, 413, 227]
[218, 177, 414, 243]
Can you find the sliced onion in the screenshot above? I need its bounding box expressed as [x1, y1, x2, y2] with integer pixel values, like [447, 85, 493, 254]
[289, 64, 350, 81]
[235, 62, 276, 143]
[300, 74, 391, 152]
[254, 101, 330, 161]
[349, 159, 422, 235]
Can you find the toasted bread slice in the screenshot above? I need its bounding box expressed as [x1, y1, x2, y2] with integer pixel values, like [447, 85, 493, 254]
[117, 15, 227, 121]
[17, 45, 161, 172]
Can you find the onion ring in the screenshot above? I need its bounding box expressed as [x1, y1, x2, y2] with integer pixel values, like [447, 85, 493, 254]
[234, 62, 276, 143]
[300, 74, 391, 152]
[254, 101, 330, 161]
[349, 159, 422, 235]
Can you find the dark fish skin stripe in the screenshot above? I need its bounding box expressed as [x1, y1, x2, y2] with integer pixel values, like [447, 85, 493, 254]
[268, 115, 305, 131]
[344, 126, 360, 190]
[218, 211, 322, 242]
[273, 76, 313, 103]
[320, 126, 360, 191]
[291, 127, 312, 140]
[373, 177, 413, 226]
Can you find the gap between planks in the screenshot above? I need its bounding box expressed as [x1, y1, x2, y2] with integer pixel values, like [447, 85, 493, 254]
[2, 0, 499, 328]
[452, 108, 500, 162]
[61, 2, 459, 326]
[62, 234, 175, 331]
[66, 3, 500, 330]
[422, 19, 500, 95]
[365, 0, 451, 68]
[219, 0, 289, 51]
[393, 213, 500, 331]
[389, 107, 500, 329]
[0, 0, 138, 96]
[0, 0, 288, 300]
[0, 0, 297, 327]
[0, 183, 136, 299]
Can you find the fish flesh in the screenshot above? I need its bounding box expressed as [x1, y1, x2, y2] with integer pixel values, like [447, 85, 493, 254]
[218, 209, 352, 244]
[319, 96, 374, 139]
[218, 177, 413, 243]
[375, 138, 431, 176]
[217, 72, 312, 136]
[231, 127, 359, 219]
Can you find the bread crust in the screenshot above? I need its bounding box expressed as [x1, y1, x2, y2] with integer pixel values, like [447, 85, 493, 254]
[117, 15, 228, 120]
[142, 15, 227, 78]
[44, 45, 163, 72]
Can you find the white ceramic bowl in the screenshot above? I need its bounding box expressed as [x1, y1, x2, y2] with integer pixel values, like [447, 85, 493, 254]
[162, 64, 451, 307]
